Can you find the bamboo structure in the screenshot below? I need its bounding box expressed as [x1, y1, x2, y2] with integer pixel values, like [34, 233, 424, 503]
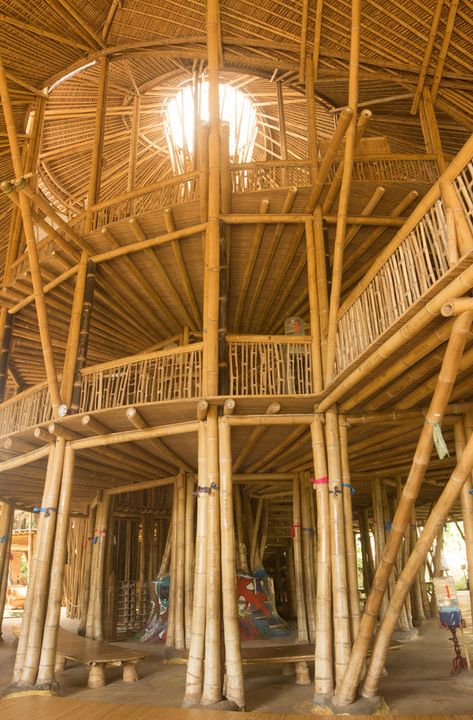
[0, 2, 472, 714]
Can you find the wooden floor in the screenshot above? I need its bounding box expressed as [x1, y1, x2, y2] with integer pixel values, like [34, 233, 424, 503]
[0, 696, 471, 720]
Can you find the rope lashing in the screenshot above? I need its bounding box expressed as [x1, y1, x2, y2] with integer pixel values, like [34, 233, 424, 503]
[193, 482, 219, 497]
[0, 535, 10, 543]
[310, 476, 328, 485]
[92, 528, 107, 544]
[302, 527, 315, 537]
[33, 506, 57, 518]
[329, 485, 342, 496]
[426, 419, 449, 459]
[342, 482, 356, 495]
[290, 523, 301, 539]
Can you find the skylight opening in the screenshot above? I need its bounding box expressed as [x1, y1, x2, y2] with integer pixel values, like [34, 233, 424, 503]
[165, 81, 257, 172]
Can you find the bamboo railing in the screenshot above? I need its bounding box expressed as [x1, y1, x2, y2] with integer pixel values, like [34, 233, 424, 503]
[79, 342, 203, 412]
[335, 157, 473, 376]
[227, 335, 314, 396]
[0, 381, 52, 436]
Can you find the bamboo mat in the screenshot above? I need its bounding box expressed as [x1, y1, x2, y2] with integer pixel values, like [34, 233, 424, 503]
[0, 697, 469, 720]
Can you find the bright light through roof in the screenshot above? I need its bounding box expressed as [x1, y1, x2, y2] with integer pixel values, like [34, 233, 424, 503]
[165, 82, 257, 161]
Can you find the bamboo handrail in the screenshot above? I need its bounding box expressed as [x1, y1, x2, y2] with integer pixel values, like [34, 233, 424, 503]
[80, 341, 203, 375]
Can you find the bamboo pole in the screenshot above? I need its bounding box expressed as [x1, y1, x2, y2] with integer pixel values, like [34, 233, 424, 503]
[92, 492, 112, 641]
[460, 413, 473, 619]
[219, 417, 245, 708]
[361, 430, 473, 697]
[13, 447, 55, 682]
[184, 420, 208, 704]
[0, 56, 61, 412]
[36, 445, 75, 685]
[310, 415, 333, 698]
[175, 473, 186, 650]
[202, 405, 221, 704]
[234, 485, 249, 573]
[166, 482, 178, 648]
[0, 310, 13, 402]
[78, 502, 97, 635]
[292, 475, 309, 643]
[300, 473, 316, 642]
[334, 310, 473, 706]
[61, 253, 88, 407]
[0, 501, 14, 640]
[325, 0, 360, 383]
[85, 56, 109, 233]
[203, 0, 221, 398]
[20, 439, 65, 686]
[305, 220, 323, 392]
[339, 417, 360, 640]
[70, 260, 95, 413]
[185, 474, 195, 648]
[325, 407, 351, 682]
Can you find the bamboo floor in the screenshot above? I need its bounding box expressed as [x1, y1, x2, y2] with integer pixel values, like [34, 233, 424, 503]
[0, 696, 471, 720]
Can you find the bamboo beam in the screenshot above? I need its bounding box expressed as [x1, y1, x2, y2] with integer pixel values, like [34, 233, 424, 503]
[85, 57, 109, 233]
[361, 430, 473, 697]
[0, 58, 61, 413]
[334, 310, 473, 706]
[410, 0, 444, 114]
[430, 0, 459, 103]
[125, 407, 193, 473]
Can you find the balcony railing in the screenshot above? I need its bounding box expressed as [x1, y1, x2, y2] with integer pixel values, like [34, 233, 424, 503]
[0, 381, 52, 437]
[79, 342, 203, 413]
[335, 151, 473, 377]
[227, 335, 314, 396]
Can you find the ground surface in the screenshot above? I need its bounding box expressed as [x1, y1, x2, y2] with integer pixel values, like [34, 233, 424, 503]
[0, 592, 472, 714]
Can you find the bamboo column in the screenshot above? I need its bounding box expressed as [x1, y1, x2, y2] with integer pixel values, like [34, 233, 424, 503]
[310, 415, 333, 699]
[335, 309, 473, 707]
[292, 475, 309, 643]
[36, 445, 75, 686]
[166, 483, 178, 648]
[174, 473, 186, 650]
[19, 439, 66, 686]
[361, 429, 473, 698]
[429, 525, 444, 618]
[460, 413, 473, 618]
[70, 261, 96, 413]
[339, 417, 360, 639]
[276, 81, 288, 185]
[324, 0, 360, 383]
[358, 509, 374, 595]
[0, 56, 61, 412]
[85, 56, 109, 233]
[234, 485, 249, 573]
[78, 501, 97, 635]
[184, 421, 208, 704]
[203, 0, 221, 398]
[185, 474, 195, 648]
[219, 417, 245, 708]
[325, 407, 351, 683]
[61, 253, 88, 407]
[202, 405, 222, 704]
[371, 479, 389, 619]
[0, 501, 14, 640]
[300, 473, 316, 642]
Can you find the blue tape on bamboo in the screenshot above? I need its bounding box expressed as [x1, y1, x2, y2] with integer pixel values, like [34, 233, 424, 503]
[0, 535, 9, 543]
[92, 528, 107, 544]
[342, 482, 355, 495]
[33, 506, 57, 518]
[469, 488, 473, 495]
[385, 520, 392, 531]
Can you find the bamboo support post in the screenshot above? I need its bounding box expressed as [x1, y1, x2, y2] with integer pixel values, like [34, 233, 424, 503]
[174, 473, 186, 650]
[78, 502, 97, 635]
[0, 501, 14, 640]
[185, 474, 195, 648]
[292, 475, 309, 643]
[85, 56, 109, 233]
[339, 417, 361, 640]
[300, 473, 316, 642]
[325, 407, 351, 682]
[202, 405, 221, 704]
[362, 430, 473, 697]
[184, 420, 208, 704]
[219, 417, 245, 708]
[166, 482, 178, 648]
[310, 415, 333, 698]
[334, 310, 473, 706]
[36, 445, 75, 685]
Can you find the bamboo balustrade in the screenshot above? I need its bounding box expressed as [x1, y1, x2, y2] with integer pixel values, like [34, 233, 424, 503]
[335, 150, 473, 376]
[227, 335, 313, 396]
[79, 343, 203, 412]
[0, 380, 52, 436]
